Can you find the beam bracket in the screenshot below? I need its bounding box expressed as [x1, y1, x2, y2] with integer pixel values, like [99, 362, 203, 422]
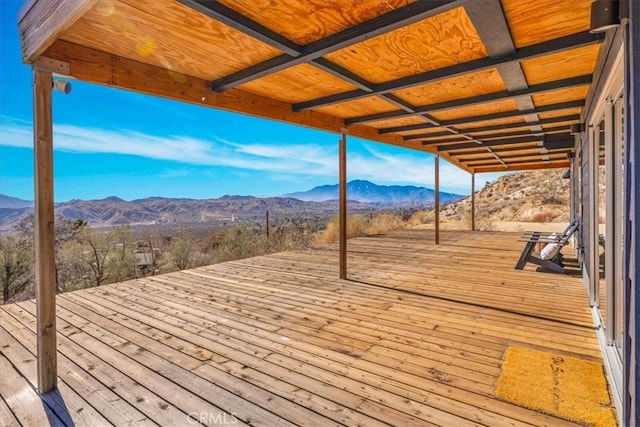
[33, 57, 70, 76]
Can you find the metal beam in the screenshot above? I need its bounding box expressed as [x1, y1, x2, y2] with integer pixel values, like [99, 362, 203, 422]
[421, 125, 568, 145]
[378, 100, 585, 134]
[177, 0, 302, 56]
[456, 142, 573, 159]
[339, 131, 347, 280]
[465, 154, 567, 168]
[295, 31, 602, 111]
[459, 150, 569, 162]
[204, 1, 459, 91]
[346, 75, 592, 125]
[437, 134, 574, 151]
[33, 68, 57, 393]
[414, 115, 579, 142]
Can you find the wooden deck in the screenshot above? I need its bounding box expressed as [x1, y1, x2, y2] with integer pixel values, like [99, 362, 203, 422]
[0, 229, 604, 426]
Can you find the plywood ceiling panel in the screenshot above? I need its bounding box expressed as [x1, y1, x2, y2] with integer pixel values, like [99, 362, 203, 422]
[471, 126, 534, 137]
[314, 96, 398, 118]
[237, 64, 357, 103]
[522, 44, 600, 85]
[532, 86, 590, 106]
[430, 99, 519, 121]
[501, 0, 592, 48]
[392, 68, 506, 106]
[324, 7, 487, 83]
[367, 116, 430, 129]
[537, 108, 583, 120]
[62, 0, 281, 80]
[219, 0, 413, 45]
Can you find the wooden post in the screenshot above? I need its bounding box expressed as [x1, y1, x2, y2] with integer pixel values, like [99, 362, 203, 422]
[339, 131, 347, 279]
[435, 154, 440, 245]
[33, 68, 57, 393]
[471, 173, 476, 231]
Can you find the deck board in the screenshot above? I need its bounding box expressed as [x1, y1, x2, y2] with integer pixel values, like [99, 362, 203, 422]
[0, 230, 603, 426]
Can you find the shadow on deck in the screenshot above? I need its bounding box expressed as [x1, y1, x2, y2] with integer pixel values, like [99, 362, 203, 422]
[0, 229, 602, 426]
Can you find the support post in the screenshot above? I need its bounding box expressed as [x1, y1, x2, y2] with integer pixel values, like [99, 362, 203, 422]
[435, 154, 440, 245]
[624, 1, 640, 423]
[471, 173, 476, 231]
[339, 131, 347, 279]
[33, 68, 57, 393]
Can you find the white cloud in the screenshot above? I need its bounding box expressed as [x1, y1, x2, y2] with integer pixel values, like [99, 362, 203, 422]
[0, 120, 509, 193]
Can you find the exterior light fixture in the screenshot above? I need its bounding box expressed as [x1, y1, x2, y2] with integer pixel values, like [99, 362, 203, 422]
[590, 0, 620, 33]
[52, 79, 72, 94]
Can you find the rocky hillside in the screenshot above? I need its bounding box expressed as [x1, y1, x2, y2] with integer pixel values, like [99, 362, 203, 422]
[442, 169, 571, 223]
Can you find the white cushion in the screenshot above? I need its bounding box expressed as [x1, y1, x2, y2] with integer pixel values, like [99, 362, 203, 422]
[540, 233, 562, 260]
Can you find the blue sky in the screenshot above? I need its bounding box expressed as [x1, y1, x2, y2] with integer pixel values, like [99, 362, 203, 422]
[0, 0, 505, 202]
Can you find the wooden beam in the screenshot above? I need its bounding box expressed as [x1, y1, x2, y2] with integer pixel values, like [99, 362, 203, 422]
[471, 173, 476, 231]
[435, 154, 440, 245]
[41, 41, 411, 150]
[18, 0, 97, 63]
[33, 68, 57, 393]
[339, 132, 347, 280]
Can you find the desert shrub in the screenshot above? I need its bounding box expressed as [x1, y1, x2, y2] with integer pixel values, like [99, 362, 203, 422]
[314, 213, 405, 244]
[366, 213, 404, 235]
[203, 224, 267, 263]
[407, 209, 434, 226]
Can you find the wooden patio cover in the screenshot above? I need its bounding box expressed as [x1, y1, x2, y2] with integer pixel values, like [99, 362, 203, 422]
[19, 0, 603, 174]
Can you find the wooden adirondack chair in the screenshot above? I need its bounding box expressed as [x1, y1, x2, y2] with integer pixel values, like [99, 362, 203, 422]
[514, 220, 580, 273]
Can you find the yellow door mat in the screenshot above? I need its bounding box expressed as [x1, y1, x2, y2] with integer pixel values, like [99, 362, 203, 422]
[495, 347, 617, 426]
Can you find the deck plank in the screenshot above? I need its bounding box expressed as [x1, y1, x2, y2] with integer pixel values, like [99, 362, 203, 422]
[0, 230, 601, 426]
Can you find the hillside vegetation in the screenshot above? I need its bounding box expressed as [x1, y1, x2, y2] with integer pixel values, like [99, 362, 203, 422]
[440, 169, 570, 228]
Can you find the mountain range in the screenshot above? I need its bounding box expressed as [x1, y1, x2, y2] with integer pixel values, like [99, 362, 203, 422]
[0, 180, 463, 231]
[285, 180, 462, 204]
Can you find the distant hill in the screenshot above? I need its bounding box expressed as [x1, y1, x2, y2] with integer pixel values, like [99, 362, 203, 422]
[0, 180, 464, 232]
[0, 194, 374, 232]
[0, 194, 33, 209]
[284, 179, 463, 205]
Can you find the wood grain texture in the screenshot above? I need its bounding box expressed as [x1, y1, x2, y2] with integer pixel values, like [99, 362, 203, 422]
[532, 86, 590, 107]
[61, 0, 281, 80]
[470, 126, 533, 137]
[538, 107, 583, 120]
[522, 44, 600, 85]
[367, 115, 430, 129]
[393, 68, 507, 106]
[314, 96, 399, 119]
[41, 41, 411, 148]
[501, 0, 592, 48]
[431, 99, 519, 121]
[33, 68, 57, 394]
[219, 0, 413, 45]
[324, 7, 487, 83]
[18, 0, 97, 62]
[237, 63, 357, 103]
[1, 229, 600, 426]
